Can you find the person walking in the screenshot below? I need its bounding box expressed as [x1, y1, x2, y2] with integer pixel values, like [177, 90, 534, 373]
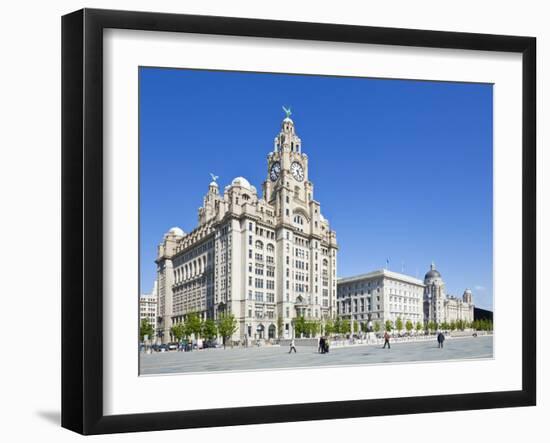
[319, 336, 325, 354]
[289, 338, 297, 354]
[437, 331, 445, 348]
[383, 331, 391, 349]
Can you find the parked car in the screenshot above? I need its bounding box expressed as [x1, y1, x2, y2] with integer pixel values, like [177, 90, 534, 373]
[167, 342, 178, 351]
[157, 344, 168, 352]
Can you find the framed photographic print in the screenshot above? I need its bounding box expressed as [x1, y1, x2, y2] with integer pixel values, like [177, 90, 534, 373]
[61, 8, 536, 435]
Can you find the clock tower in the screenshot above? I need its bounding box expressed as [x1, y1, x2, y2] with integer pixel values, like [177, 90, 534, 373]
[262, 108, 315, 221]
[157, 107, 338, 344]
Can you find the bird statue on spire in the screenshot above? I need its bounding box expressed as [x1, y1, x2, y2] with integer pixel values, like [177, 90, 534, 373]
[282, 105, 292, 119]
[209, 172, 219, 183]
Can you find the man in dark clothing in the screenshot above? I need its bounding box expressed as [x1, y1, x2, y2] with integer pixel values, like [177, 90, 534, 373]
[437, 331, 445, 348]
[383, 331, 391, 349]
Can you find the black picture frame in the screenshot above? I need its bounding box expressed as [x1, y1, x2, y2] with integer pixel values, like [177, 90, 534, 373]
[62, 8, 536, 435]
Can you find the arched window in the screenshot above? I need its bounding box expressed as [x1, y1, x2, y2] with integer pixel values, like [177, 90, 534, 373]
[293, 215, 304, 225]
[242, 194, 250, 201]
[323, 259, 328, 267]
[255, 240, 264, 250]
[266, 243, 274, 253]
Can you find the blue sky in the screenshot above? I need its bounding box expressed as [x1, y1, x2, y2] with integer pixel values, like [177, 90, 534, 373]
[140, 67, 493, 310]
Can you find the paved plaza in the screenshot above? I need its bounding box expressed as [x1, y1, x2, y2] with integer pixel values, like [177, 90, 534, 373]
[140, 335, 493, 375]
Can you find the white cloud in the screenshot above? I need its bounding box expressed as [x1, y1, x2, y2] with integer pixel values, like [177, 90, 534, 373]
[474, 285, 486, 291]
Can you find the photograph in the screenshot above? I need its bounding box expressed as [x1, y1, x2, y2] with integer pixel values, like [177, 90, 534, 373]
[138, 67, 494, 375]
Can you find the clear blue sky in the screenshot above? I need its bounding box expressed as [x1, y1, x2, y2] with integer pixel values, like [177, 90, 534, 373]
[140, 67, 493, 310]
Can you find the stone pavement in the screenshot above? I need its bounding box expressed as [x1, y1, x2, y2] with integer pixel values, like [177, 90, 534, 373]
[139, 335, 493, 375]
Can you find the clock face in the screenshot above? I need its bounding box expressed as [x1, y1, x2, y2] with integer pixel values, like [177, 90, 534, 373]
[269, 161, 281, 181]
[291, 162, 304, 181]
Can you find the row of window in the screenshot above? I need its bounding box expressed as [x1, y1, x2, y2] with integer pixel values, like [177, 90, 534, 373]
[250, 223, 276, 240]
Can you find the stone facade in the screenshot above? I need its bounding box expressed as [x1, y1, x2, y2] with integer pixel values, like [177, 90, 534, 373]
[423, 263, 474, 325]
[337, 270, 425, 330]
[156, 113, 338, 343]
[139, 280, 158, 334]
[337, 263, 475, 329]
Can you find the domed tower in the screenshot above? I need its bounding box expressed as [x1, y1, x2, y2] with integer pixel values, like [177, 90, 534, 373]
[199, 174, 222, 225]
[463, 288, 473, 304]
[156, 226, 185, 343]
[424, 262, 446, 326]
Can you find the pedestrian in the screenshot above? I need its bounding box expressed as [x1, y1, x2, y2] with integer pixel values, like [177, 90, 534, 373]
[383, 330, 391, 349]
[325, 338, 330, 353]
[289, 338, 297, 354]
[319, 336, 325, 354]
[437, 331, 445, 348]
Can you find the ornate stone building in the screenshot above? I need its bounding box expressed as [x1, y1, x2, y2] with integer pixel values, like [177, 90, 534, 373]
[337, 270, 425, 331]
[423, 262, 474, 325]
[337, 263, 475, 330]
[156, 110, 338, 343]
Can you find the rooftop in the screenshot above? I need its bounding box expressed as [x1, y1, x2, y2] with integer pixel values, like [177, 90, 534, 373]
[338, 269, 425, 286]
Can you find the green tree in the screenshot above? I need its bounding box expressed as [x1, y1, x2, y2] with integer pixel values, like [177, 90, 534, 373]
[395, 317, 403, 333]
[428, 321, 436, 334]
[309, 320, 321, 337]
[140, 318, 154, 341]
[373, 321, 381, 333]
[294, 316, 307, 337]
[333, 319, 342, 334]
[217, 313, 238, 349]
[201, 318, 218, 341]
[415, 321, 423, 334]
[385, 320, 393, 332]
[441, 321, 449, 331]
[185, 312, 202, 339]
[405, 319, 413, 334]
[170, 322, 187, 342]
[353, 321, 359, 333]
[450, 321, 456, 332]
[324, 319, 335, 336]
[341, 319, 351, 334]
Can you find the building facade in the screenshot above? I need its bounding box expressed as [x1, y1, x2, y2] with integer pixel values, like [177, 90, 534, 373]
[139, 280, 158, 335]
[337, 263, 475, 330]
[156, 112, 338, 343]
[337, 269, 425, 331]
[423, 263, 474, 325]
